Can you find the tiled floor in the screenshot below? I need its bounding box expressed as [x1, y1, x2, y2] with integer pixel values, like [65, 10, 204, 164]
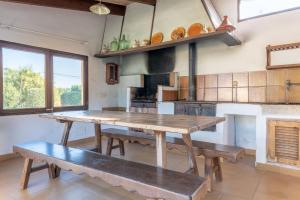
[0, 141, 300, 200]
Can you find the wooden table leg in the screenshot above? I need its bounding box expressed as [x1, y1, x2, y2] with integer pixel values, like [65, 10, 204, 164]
[20, 158, 33, 190]
[119, 139, 125, 156]
[213, 157, 223, 182]
[106, 138, 114, 156]
[54, 121, 73, 178]
[60, 121, 73, 146]
[155, 131, 167, 168]
[182, 134, 199, 176]
[48, 164, 56, 179]
[94, 124, 102, 154]
[205, 157, 213, 192]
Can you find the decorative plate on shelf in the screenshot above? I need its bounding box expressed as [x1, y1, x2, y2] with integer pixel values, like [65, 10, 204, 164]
[188, 23, 206, 37]
[151, 32, 164, 44]
[171, 27, 186, 40]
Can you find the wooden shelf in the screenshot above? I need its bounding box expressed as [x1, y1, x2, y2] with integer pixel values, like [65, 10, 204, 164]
[95, 30, 241, 58]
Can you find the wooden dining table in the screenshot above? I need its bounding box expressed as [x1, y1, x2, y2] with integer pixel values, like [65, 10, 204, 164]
[40, 110, 225, 175]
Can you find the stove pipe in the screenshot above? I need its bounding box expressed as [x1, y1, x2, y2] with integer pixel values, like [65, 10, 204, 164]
[188, 43, 197, 101]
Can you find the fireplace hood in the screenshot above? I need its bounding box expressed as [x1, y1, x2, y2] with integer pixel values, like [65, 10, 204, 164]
[148, 47, 175, 74]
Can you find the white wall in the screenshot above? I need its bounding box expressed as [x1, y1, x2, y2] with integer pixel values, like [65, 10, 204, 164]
[119, 0, 300, 76]
[0, 2, 118, 155]
[193, 0, 300, 75]
[118, 75, 143, 107]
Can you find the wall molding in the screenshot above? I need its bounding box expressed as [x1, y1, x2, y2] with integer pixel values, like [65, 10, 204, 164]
[256, 162, 300, 178]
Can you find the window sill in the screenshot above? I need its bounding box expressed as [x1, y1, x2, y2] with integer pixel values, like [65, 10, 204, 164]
[0, 106, 88, 116]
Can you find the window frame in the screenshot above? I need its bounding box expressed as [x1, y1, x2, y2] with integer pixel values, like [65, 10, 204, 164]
[238, 0, 300, 22]
[0, 40, 88, 115]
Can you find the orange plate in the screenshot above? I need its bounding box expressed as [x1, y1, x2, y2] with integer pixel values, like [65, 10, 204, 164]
[188, 23, 205, 37]
[151, 32, 164, 44]
[171, 27, 186, 40]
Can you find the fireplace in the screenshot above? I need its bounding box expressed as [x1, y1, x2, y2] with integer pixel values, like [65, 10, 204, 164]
[132, 73, 171, 102]
[130, 47, 176, 111]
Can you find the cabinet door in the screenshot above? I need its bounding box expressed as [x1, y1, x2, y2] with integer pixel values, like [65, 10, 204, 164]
[268, 119, 300, 166]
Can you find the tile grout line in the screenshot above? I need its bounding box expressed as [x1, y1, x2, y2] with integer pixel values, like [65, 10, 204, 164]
[250, 172, 263, 200]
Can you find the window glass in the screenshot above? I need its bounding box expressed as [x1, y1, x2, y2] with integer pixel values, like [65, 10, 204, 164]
[239, 0, 300, 20]
[53, 56, 83, 107]
[2, 48, 45, 109]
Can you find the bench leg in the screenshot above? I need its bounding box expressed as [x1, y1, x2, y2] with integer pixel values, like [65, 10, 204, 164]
[106, 138, 114, 156]
[213, 157, 223, 182]
[20, 158, 33, 190]
[119, 139, 125, 156]
[204, 157, 213, 192]
[182, 134, 199, 176]
[94, 124, 102, 154]
[48, 164, 56, 179]
[155, 131, 167, 168]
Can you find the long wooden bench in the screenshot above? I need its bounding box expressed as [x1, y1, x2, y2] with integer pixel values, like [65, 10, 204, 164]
[14, 141, 209, 200]
[102, 128, 245, 190]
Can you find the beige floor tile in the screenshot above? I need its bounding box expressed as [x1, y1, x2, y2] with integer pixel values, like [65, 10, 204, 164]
[220, 193, 250, 200]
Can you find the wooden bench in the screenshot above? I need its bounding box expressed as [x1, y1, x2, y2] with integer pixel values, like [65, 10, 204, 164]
[102, 128, 245, 190]
[14, 141, 209, 200]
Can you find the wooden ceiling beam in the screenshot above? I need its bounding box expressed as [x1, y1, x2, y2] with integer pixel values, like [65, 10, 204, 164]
[0, 0, 126, 16]
[128, 0, 156, 6]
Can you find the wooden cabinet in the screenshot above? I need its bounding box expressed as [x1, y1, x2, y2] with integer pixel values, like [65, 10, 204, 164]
[268, 119, 300, 166]
[106, 63, 119, 85]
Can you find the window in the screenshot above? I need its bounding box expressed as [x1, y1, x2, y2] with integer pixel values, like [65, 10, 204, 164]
[239, 0, 300, 21]
[2, 48, 46, 109]
[53, 55, 84, 107]
[0, 41, 88, 115]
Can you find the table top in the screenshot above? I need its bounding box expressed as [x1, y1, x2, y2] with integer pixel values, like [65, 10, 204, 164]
[40, 110, 225, 134]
